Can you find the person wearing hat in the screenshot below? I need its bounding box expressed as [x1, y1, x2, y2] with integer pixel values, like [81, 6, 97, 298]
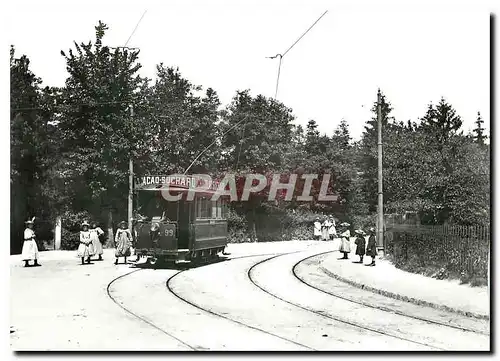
[114, 221, 132, 265]
[313, 218, 322, 241]
[354, 230, 366, 263]
[90, 221, 105, 261]
[366, 227, 377, 266]
[322, 217, 331, 241]
[328, 217, 337, 240]
[77, 221, 94, 265]
[338, 222, 351, 259]
[22, 217, 40, 267]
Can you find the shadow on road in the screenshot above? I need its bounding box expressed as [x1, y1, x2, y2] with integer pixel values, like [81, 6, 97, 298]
[128, 256, 231, 271]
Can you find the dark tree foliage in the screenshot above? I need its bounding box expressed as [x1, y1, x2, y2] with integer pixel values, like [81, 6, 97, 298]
[10, 23, 490, 253]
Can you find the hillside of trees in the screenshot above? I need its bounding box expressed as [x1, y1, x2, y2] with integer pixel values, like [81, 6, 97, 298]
[10, 22, 490, 253]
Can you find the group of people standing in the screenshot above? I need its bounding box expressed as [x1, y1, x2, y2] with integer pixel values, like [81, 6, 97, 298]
[313, 217, 337, 240]
[78, 220, 136, 265]
[353, 227, 377, 266]
[21, 218, 138, 267]
[77, 221, 105, 264]
[313, 218, 378, 266]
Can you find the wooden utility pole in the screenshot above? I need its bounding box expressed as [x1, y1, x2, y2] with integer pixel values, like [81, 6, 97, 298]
[128, 105, 134, 233]
[377, 89, 384, 253]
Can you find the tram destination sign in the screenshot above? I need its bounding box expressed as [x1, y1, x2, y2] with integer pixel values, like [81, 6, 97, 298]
[135, 175, 220, 191]
[136, 175, 196, 188]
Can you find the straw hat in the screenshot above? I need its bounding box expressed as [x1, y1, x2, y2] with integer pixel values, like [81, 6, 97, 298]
[339, 222, 350, 227]
[368, 227, 376, 233]
[25, 217, 35, 225]
[81, 221, 90, 228]
[118, 220, 127, 227]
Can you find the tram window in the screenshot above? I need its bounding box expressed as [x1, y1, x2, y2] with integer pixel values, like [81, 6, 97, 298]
[211, 201, 218, 219]
[211, 199, 223, 219]
[197, 197, 211, 219]
[196, 198, 201, 218]
[216, 200, 223, 219]
[221, 201, 227, 219]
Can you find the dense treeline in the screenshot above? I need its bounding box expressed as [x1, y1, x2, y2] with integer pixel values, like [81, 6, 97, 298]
[10, 22, 490, 252]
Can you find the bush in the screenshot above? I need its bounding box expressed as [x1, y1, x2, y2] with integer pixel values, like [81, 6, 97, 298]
[351, 214, 376, 231]
[60, 210, 95, 250]
[227, 208, 250, 243]
[61, 228, 80, 250]
[61, 210, 94, 232]
[388, 225, 490, 285]
[226, 206, 327, 243]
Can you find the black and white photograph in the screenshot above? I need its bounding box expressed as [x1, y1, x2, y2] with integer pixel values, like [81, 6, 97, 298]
[6, 0, 493, 353]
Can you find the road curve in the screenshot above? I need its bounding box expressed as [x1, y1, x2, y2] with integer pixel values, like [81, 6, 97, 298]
[106, 246, 489, 351]
[250, 251, 489, 351]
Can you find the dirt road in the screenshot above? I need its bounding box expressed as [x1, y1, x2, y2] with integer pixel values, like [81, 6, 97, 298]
[10, 241, 489, 351]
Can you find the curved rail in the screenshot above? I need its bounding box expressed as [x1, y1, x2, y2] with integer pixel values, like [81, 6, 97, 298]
[107, 251, 311, 351]
[247, 251, 445, 351]
[106, 268, 197, 350]
[292, 253, 489, 336]
[165, 251, 314, 351]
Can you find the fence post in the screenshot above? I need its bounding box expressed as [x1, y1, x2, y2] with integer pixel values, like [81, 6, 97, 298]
[54, 216, 62, 250]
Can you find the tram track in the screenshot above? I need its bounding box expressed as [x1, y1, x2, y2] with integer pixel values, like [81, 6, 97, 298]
[247, 252, 446, 351]
[165, 250, 314, 351]
[108, 247, 483, 351]
[292, 252, 489, 336]
[106, 268, 197, 350]
[106, 251, 313, 351]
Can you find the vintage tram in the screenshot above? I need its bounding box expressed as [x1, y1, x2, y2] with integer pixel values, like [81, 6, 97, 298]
[133, 175, 229, 265]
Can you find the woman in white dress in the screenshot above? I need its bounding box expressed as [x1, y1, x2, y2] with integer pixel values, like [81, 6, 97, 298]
[339, 222, 351, 259]
[90, 221, 104, 261]
[322, 218, 331, 241]
[22, 218, 40, 267]
[313, 218, 322, 240]
[77, 221, 94, 265]
[328, 217, 337, 240]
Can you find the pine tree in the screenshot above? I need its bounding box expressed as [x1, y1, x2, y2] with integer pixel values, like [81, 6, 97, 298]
[473, 111, 487, 145]
[305, 119, 321, 156]
[306, 119, 319, 139]
[420, 97, 463, 147]
[332, 118, 351, 150]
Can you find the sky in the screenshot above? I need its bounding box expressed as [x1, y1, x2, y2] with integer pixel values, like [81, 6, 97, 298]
[4, 0, 492, 141]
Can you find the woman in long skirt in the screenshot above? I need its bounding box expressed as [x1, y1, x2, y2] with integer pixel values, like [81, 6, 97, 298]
[90, 221, 104, 261]
[328, 217, 337, 240]
[77, 221, 94, 265]
[354, 230, 366, 263]
[114, 221, 132, 265]
[22, 218, 40, 267]
[339, 222, 351, 259]
[322, 218, 331, 241]
[313, 218, 322, 240]
[365, 227, 377, 266]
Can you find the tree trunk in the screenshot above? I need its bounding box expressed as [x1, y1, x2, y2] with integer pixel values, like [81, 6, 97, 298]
[54, 216, 62, 250]
[106, 208, 114, 248]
